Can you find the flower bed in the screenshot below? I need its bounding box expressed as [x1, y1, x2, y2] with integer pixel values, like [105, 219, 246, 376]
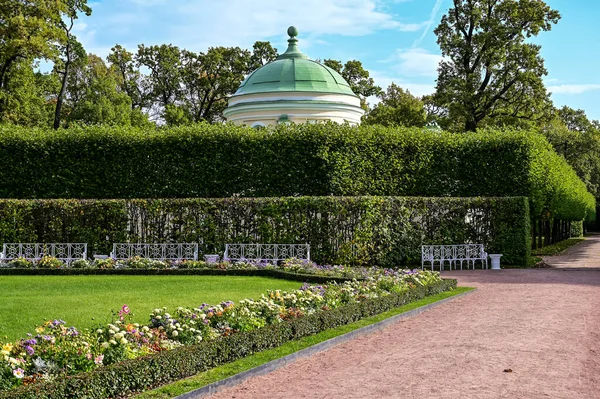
[0, 257, 408, 280]
[0, 269, 453, 398]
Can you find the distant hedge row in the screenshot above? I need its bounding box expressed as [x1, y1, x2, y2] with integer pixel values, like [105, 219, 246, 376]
[0, 196, 530, 266]
[0, 123, 593, 221]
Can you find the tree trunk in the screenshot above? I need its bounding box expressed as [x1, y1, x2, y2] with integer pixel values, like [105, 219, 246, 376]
[465, 118, 477, 132]
[53, 62, 70, 130]
[538, 219, 543, 248]
[532, 219, 537, 249]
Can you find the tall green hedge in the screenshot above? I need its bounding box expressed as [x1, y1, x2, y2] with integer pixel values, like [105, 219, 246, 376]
[0, 196, 530, 266]
[0, 123, 593, 222]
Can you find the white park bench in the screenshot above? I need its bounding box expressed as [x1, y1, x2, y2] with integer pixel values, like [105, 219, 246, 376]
[0, 243, 87, 265]
[224, 243, 310, 263]
[421, 244, 488, 271]
[110, 243, 199, 261]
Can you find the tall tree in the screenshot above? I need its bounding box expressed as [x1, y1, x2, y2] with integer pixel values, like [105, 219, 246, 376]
[52, 0, 91, 129]
[249, 41, 278, 70]
[543, 106, 600, 199]
[0, 0, 70, 119]
[434, 0, 560, 131]
[363, 83, 427, 127]
[323, 59, 381, 107]
[135, 44, 183, 121]
[107, 44, 150, 111]
[179, 46, 252, 123]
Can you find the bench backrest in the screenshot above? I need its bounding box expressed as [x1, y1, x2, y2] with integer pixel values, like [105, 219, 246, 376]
[1, 243, 87, 264]
[422, 244, 486, 260]
[224, 244, 310, 262]
[111, 243, 198, 261]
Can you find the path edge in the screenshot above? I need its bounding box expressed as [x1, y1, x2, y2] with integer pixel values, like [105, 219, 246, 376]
[175, 288, 476, 399]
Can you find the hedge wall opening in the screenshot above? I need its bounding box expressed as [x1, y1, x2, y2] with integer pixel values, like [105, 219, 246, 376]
[0, 196, 530, 266]
[0, 123, 593, 223]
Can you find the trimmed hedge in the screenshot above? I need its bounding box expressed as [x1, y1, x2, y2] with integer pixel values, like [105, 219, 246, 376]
[0, 278, 457, 399]
[0, 268, 356, 284]
[0, 123, 593, 222]
[0, 196, 530, 266]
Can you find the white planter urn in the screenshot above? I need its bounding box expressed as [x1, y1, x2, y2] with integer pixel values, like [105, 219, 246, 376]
[489, 254, 503, 270]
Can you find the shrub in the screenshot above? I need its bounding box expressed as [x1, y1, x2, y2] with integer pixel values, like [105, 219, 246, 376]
[36, 256, 63, 269]
[0, 124, 593, 222]
[70, 259, 91, 269]
[0, 196, 531, 265]
[6, 257, 32, 269]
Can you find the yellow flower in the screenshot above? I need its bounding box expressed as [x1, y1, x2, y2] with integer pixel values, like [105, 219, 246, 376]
[35, 327, 45, 334]
[1, 343, 13, 356]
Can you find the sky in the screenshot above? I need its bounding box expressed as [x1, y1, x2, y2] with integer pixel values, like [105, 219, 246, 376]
[76, 0, 600, 121]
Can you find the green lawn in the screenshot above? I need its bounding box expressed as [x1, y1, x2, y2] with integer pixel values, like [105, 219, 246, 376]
[0, 276, 302, 341]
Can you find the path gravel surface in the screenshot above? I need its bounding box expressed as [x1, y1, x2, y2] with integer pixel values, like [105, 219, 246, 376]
[209, 268, 600, 399]
[542, 235, 600, 269]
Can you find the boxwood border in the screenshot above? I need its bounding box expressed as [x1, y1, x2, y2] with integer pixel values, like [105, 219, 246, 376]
[0, 279, 456, 399]
[0, 268, 357, 284]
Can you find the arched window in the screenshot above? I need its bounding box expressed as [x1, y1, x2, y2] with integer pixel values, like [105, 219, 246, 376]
[251, 122, 266, 129]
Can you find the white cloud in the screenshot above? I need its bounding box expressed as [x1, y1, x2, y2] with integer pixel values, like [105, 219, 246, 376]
[366, 70, 435, 107]
[81, 0, 433, 53]
[382, 48, 443, 77]
[548, 84, 600, 95]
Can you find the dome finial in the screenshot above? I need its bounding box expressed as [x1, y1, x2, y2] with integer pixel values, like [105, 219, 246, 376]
[287, 26, 298, 38]
[277, 25, 308, 60]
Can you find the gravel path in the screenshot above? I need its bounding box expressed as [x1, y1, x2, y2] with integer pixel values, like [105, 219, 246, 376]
[209, 269, 600, 399]
[542, 235, 600, 269]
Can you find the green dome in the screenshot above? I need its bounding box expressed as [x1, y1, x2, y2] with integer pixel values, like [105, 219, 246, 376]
[233, 28, 356, 97]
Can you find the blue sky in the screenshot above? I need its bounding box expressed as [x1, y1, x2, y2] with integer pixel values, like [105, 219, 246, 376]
[76, 0, 600, 120]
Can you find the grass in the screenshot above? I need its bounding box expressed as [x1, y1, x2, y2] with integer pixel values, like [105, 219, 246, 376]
[135, 286, 474, 399]
[531, 237, 586, 256]
[0, 276, 302, 341]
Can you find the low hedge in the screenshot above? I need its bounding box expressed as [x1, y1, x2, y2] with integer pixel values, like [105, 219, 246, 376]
[0, 123, 594, 222]
[0, 196, 530, 266]
[0, 278, 456, 399]
[0, 268, 356, 284]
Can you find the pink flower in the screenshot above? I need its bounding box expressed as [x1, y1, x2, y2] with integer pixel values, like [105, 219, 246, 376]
[94, 355, 104, 365]
[122, 305, 130, 315]
[13, 368, 24, 379]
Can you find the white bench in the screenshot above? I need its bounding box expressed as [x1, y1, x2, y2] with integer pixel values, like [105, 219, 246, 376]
[0, 243, 87, 265]
[111, 243, 199, 261]
[224, 244, 310, 263]
[421, 244, 488, 271]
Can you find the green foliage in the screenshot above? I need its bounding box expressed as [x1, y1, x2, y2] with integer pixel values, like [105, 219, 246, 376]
[433, 0, 560, 131]
[0, 123, 592, 224]
[531, 238, 585, 256]
[0, 279, 456, 399]
[0, 196, 531, 266]
[363, 83, 426, 127]
[322, 59, 381, 108]
[570, 221, 584, 238]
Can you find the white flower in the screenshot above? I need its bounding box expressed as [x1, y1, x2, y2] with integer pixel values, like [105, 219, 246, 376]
[96, 329, 103, 334]
[155, 315, 162, 320]
[120, 338, 128, 345]
[101, 342, 110, 349]
[172, 331, 179, 337]
[114, 333, 124, 340]
[142, 326, 149, 332]
[109, 340, 117, 345]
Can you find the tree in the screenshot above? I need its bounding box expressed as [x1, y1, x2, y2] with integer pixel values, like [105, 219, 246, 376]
[249, 41, 278, 70]
[52, 0, 92, 129]
[0, 0, 71, 120]
[61, 54, 146, 126]
[179, 46, 252, 123]
[135, 44, 183, 121]
[434, 0, 560, 131]
[323, 59, 381, 107]
[542, 106, 600, 199]
[107, 44, 150, 111]
[363, 83, 427, 127]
